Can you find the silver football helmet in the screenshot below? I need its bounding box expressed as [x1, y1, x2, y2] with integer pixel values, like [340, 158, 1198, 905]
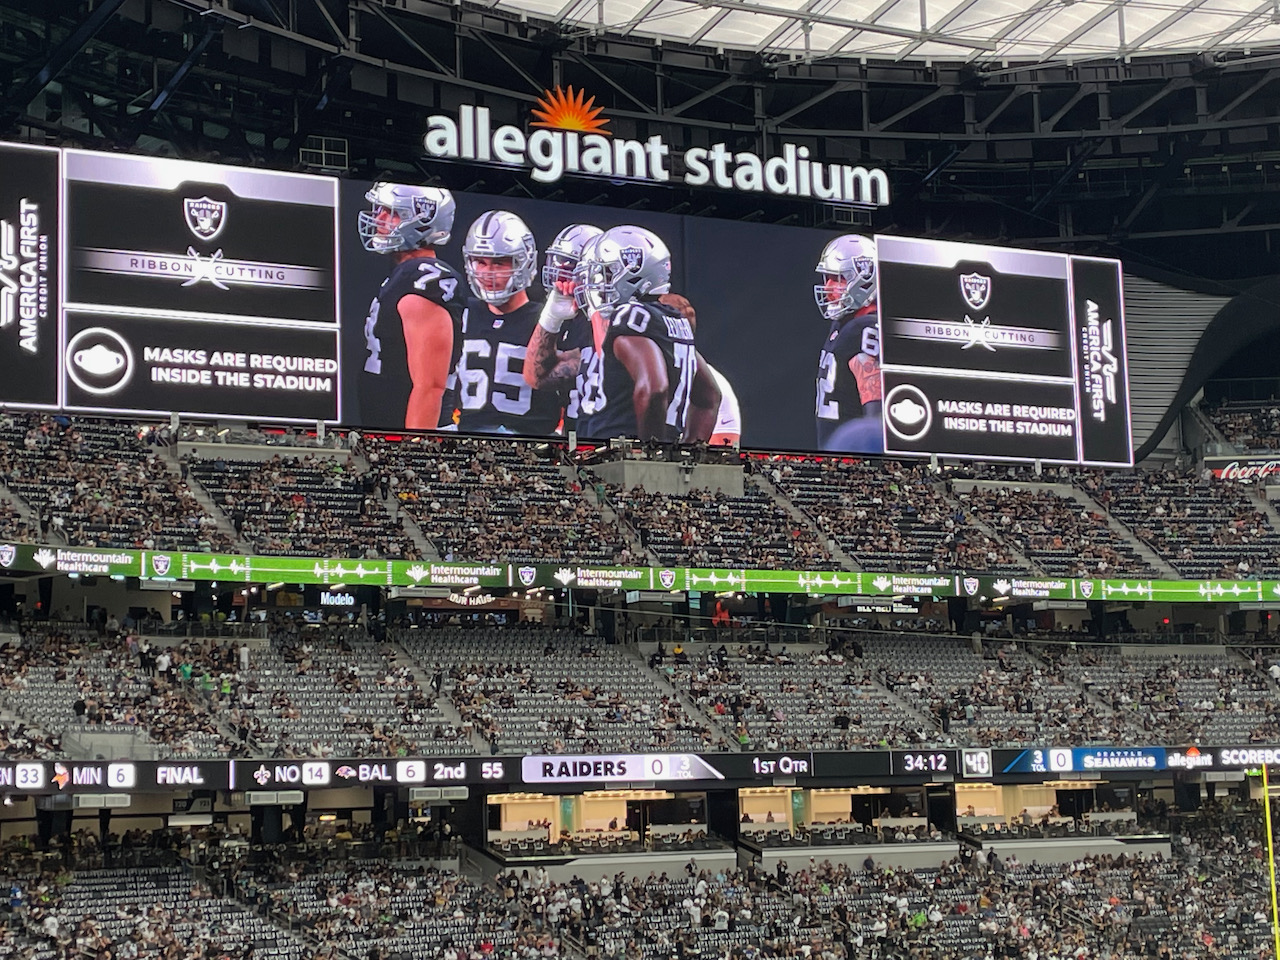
[581, 225, 671, 315]
[462, 210, 537, 304]
[542, 223, 604, 292]
[359, 183, 455, 254]
[814, 234, 877, 320]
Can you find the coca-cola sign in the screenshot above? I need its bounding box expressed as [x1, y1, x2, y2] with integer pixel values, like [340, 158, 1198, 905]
[1206, 456, 1280, 482]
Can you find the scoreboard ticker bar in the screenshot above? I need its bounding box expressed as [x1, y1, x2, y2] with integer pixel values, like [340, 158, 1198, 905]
[0, 746, 1269, 796]
[2, 542, 1279, 605]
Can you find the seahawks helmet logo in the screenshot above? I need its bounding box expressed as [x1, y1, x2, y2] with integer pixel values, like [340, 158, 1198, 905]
[959, 272, 991, 311]
[183, 196, 226, 241]
[412, 196, 437, 222]
[0, 544, 14, 568]
[962, 577, 980, 596]
[151, 555, 171, 577]
[620, 246, 644, 273]
[518, 566, 537, 587]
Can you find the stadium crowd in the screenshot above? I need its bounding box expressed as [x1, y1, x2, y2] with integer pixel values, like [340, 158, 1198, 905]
[0, 413, 233, 553]
[2, 800, 1273, 960]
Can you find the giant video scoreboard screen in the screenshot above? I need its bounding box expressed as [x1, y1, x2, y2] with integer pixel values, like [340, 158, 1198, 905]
[877, 237, 1131, 466]
[0, 141, 1133, 465]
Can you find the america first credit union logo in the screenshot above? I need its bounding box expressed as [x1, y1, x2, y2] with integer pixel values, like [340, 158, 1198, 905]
[960, 272, 991, 311]
[183, 196, 226, 242]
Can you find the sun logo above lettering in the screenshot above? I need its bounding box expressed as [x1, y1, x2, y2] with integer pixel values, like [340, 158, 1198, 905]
[531, 86, 611, 135]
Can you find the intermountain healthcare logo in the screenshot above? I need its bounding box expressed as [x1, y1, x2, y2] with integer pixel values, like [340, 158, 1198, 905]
[183, 196, 226, 241]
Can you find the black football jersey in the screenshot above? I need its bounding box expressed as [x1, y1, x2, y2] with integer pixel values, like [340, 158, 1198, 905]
[560, 313, 592, 425]
[358, 255, 465, 430]
[455, 297, 568, 436]
[815, 304, 881, 450]
[578, 299, 697, 442]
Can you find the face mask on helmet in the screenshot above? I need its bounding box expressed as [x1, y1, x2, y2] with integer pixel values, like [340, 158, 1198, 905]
[463, 211, 536, 304]
[542, 224, 604, 292]
[358, 184, 455, 254]
[813, 237, 876, 320]
[580, 226, 671, 314]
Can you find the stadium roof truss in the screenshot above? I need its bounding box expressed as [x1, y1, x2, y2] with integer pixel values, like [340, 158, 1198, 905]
[501, 0, 1280, 66]
[7, 0, 1280, 267]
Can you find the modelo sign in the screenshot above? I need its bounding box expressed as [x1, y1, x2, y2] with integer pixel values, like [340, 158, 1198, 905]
[1206, 456, 1280, 482]
[423, 87, 890, 207]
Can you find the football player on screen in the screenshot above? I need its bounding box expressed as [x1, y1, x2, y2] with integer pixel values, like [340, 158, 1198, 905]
[657, 293, 742, 447]
[814, 234, 884, 453]
[452, 211, 567, 436]
[525, 223, 601, 400]
[357, 182, 464, 430]
[572, 225, 721, 442]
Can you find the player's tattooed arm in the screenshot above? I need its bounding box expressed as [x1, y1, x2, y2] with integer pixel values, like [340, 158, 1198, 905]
[526, 281, 582, 388]
[524, 325, 581, 388]
[684, 350, 722, 443]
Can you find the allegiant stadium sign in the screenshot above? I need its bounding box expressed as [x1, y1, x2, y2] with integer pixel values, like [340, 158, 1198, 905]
[423, 95, 890, 207]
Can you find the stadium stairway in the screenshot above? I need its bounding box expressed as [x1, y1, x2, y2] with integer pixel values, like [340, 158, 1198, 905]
[161, 446, 247, 550]
[389, 641, 490, 753]
[573, 464, 655, 563]
[0, 477, 46, 539]
[1059, 481, 1180, 579]
[631, 640, 734, 748]
[379, 485, 440, 560]
[944, 484, 1038, 575]
[752, 471, 860, 571]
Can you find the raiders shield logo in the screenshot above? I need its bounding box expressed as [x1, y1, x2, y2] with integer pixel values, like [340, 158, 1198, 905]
[412, 196, 437, 223]
[620, 246, 644, 273]
[659, 569, 676, 589]
[0, 544, 15, 568]
[962, 577, 980, 596]
[1079, 581, 1094, 598]
[959, 272, 991, 311]
[151, 555, 171, 577]
[183, 196, 226, 242]
[518, 566, 537, 587]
